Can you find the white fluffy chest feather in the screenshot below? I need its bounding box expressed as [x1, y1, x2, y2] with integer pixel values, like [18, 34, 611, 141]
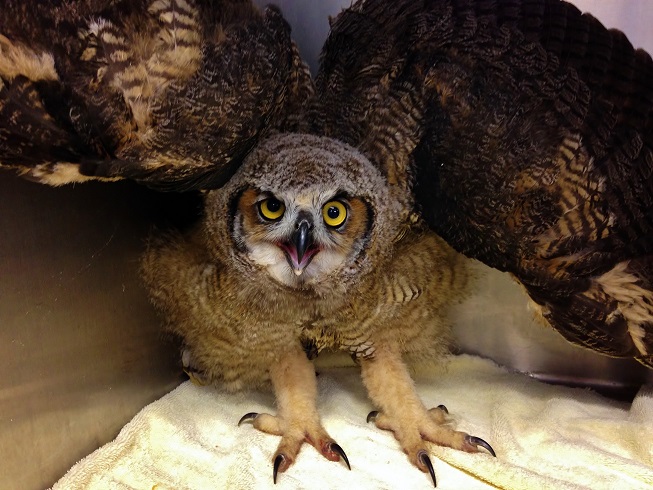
[246, 240, 349, 289]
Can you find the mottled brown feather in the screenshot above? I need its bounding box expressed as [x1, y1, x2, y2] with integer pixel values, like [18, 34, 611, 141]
[309, 0, 653, 366]
[0, 0, 312, 189]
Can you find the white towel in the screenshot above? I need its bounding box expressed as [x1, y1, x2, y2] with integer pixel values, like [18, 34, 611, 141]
[52, 354, 653, 490]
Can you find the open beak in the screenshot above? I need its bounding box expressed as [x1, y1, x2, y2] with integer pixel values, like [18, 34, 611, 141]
[280, 216, 319, 276]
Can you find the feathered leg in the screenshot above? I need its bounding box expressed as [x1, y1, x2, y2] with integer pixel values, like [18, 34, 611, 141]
[238, 343, 350, 483]
[360, 346, 494, 486]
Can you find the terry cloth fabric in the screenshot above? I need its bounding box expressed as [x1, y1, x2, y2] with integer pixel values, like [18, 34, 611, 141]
[52, 354, 653, 490]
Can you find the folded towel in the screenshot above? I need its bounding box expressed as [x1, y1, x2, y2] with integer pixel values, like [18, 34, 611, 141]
[52, 354, 653, 490]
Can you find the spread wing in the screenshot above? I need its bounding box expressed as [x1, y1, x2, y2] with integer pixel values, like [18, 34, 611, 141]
[0, 0, 311, 190]
[308, 0, 653, 365]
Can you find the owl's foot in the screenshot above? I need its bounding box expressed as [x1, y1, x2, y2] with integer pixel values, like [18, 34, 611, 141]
[238, 411, 350, 482]
[238, 344, 350, 483]
[366, 408, 494, 486]
[360, 348, 495, 487]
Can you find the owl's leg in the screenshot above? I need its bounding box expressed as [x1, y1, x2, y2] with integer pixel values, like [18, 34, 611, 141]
[238, 343, 350, 483]
[360, 346, 495, 487]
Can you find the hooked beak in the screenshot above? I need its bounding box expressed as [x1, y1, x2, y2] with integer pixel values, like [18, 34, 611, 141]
[294, 219, 312, 265]
[280, 216, 319, 276]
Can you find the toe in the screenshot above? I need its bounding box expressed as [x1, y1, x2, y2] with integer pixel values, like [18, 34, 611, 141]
[272, 453, 292, 484]
[237, 412, 259, 426]
[331, 442, 351, 470]
[464, 435, 496, 457]
[319, 441, 350, 469]
[417, 450, 437, 487]
[365, 410, 395, 431]
[237, 412, 282, 435]
[427, 405, 449, 424]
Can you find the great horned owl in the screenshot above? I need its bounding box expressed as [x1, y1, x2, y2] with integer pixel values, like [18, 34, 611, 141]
[142, 133, 494, 484]
[2, 0, 653, 483]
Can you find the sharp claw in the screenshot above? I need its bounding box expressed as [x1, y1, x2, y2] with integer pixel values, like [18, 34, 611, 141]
[465, 435, 496, 457]
[330, 442, 351, 470]
[436, 404, 448, 414]
[418, 450, 437, 487]
[237, 412, 258, 426]
[366, 410, 379, 423]
[273, 454, 285, 484]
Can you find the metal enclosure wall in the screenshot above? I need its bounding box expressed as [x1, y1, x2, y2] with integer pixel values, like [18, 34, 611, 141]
[0, 177, 186, 488]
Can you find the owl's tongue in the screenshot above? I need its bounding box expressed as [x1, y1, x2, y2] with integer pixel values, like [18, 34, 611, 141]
[281, 243, 319, 275]
[281, 219, 319, 275]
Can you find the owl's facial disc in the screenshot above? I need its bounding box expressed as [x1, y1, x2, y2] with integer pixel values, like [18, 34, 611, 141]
[233, 186, 369, 290]
[279, 215, 320, 276]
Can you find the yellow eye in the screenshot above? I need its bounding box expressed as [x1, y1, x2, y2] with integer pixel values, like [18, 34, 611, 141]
[259, 198, 285, 221]
[322, 200, 347, 228]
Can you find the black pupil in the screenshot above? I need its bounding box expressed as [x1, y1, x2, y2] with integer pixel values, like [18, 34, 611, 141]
[267, 199, 281, 212]
[328, 206, 340, 219]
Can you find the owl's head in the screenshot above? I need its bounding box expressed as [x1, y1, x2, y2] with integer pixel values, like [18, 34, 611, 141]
[204, 133, 407, 292]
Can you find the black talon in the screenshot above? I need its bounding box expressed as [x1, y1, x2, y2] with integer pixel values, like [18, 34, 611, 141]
[366, 410, 379, 423]
[237, 412, 258, 426]
[418, 450, 437, 487]
[331, 442, 351, 470]
[466, 435, 497, 457]
[273, 454, 285, 484]
[436, 404, 448, 414]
